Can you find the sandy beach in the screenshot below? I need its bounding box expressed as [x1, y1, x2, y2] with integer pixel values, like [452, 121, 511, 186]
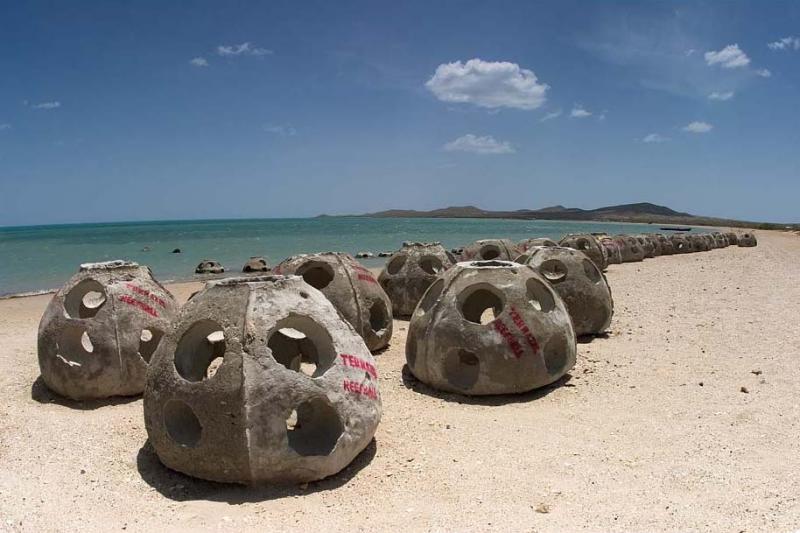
[1, 230, 799, 532]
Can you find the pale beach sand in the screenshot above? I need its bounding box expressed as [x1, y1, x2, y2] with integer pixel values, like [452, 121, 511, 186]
[1, 230, 799, 532]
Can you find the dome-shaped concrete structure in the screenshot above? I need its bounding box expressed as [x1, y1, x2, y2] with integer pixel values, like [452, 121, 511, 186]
[38, 260, 178, 400]
[669, 234, 692, 254]
[275, 253, 392, 352]
[633, 235, 656, 258]
[406, 260, 576, 395]
[725, 232, 739, 245]
[558, 234, 608, 270]
[196, 260, 224, 274]
[522, 247, 613, 337]
[143, 275, 381, 484]
[653, 234, 674, 255]
[378, 242, 455, 318]
[242, 256, 270, 273]
[461, 239, 520, 262]
[597, 236, 623, 265]
[737, 232, 758, 247]
[615, 235, 645, 262]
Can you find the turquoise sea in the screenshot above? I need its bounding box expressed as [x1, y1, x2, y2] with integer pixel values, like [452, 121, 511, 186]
[0, 217, 702, 296]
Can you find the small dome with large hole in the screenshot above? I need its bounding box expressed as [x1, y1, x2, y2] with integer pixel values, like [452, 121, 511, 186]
[378, 242, 455, 318]
[406, 260, 576, 395]
[274, 252, 393, 352]
[461, 239, 520, 262]
[37, 260, 177, 400]
[558, 234, 608, 270]
[143, 275, 381, 484]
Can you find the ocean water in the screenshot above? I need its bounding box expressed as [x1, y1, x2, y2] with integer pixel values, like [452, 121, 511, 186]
[0, 217, 701, 296]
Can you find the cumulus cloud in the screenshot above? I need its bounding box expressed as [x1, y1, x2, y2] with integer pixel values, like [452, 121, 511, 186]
[705, 44, 750, 69]
[443, 134, 515, 155]
[570, 105, 592, 118]
[540, 109, 562, 122]
[683, 121, 713, 133]
[756, 68, 772, 78]
[425, 59, 548, 110]
[32, 101, 61, 109]
[708, 91, 734, 101]
[217, 42, 272, 57]
[190, 57, 209, 67]
[642, 133, 670, 143]
[768, 36, 800, 51]
[263, 124, 297, 136]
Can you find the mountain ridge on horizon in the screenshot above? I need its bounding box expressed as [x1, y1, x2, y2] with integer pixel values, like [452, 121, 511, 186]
[320, 202, 793, 229]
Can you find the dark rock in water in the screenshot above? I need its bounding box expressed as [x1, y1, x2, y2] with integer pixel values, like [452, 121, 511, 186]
[377, 251, 393, 257]
[172, 248, 182, 254]
[141, 246, 151, 252]
[242, 256, 270, 273]
[355, 251, 374, 258]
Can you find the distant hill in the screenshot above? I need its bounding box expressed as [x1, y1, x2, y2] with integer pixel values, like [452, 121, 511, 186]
[334, 202, 790, 229]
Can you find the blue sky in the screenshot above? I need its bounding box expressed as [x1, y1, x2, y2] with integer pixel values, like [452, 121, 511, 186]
[1, 0, 799, 225]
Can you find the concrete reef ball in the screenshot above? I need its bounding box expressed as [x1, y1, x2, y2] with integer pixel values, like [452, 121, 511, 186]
[275, 252, 393, 352]
[670, 234, 692, 254]
[38, 260, 178, 400]
[634, 235, 656, 258]
[558, 234, 608, 271]
[243, 256, 270, 273]
[461, 239, 520, 262]
[378, 242, 455, 318]
[518, 237, 558, 253]
[406, 260, 577, 395]
[597, 236, 623, 265]
[725, 232, 739, 245]
[737, 232, 757, 247]
[143, 275, 381, 484]
[654, 234, 675, 255]
[196, 260, 224, 274]
[615, 235, 645, 262]
[523, 247, 614, 337]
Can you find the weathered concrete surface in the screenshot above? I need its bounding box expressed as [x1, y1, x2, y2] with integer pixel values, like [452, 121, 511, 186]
[738, 232, 758, 247]
[378, 242, 455, 318]
[634, 235, 656, 258]
[406, 260, 576, 395]
[670, 234, 692, 254]
[143, 275, 381, 484]
[597, 236, 623, 265]
[195, 260, 224, 274]
[616, 235, 645, 262]
[243, 256, 270, 273]
[559, 234, 609, 271]
[524, 247, 614, 337]
[726, 231, 739, 245]
[37, 260, 178, 400]
[654, 234, 675, 255]
[461, 239, 520, 262]
[275, 252, 393, 352]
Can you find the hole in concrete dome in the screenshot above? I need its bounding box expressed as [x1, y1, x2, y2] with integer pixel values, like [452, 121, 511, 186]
[64, 279, 107, 319]
[55, 325, 95, 367]
[576, 238, 590, 250]
[479, 245, 501, 260]
[286, 398, 343, 456]
[386, 255, 406, 275]
[406, 328, 417, 369]
[583, 259, 601, 283]
[164, 399, 202, 447]
[369, 301, 389, 335]
[515, 253, 531, 264]
[527, 277, 555, 313]
[418, 278, 444, 315]
[444, 349, 480, 390]
[418, 255, 443, 275]
[540, 259, 568, 283]
[174, 320, 226, 382]
[460, 285, 504, 325]
[542, 335, 568, 376]
[138, 328, 163, 363]
[297, 261, 335, 290]
[267, 315, 335, 377]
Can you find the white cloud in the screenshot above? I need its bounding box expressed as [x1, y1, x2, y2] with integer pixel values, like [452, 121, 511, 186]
[570, 105, 592, 118]
[540, 109, 562, 122]
[263, 124, 297, 136]
[443, 134, 515, 155]
[217, 42, 272, 57]
[768, 36, 800, 51]
[425, 59, 548, 110]
[683, 121, 713, 133]
[708, 91, 734, 101]
[190, 57, 209, 67]
[32, 101, 61, 109]
[642, 133, 670, 143]
[704, 44, 750, 69]
[756, 68, 772, 78]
